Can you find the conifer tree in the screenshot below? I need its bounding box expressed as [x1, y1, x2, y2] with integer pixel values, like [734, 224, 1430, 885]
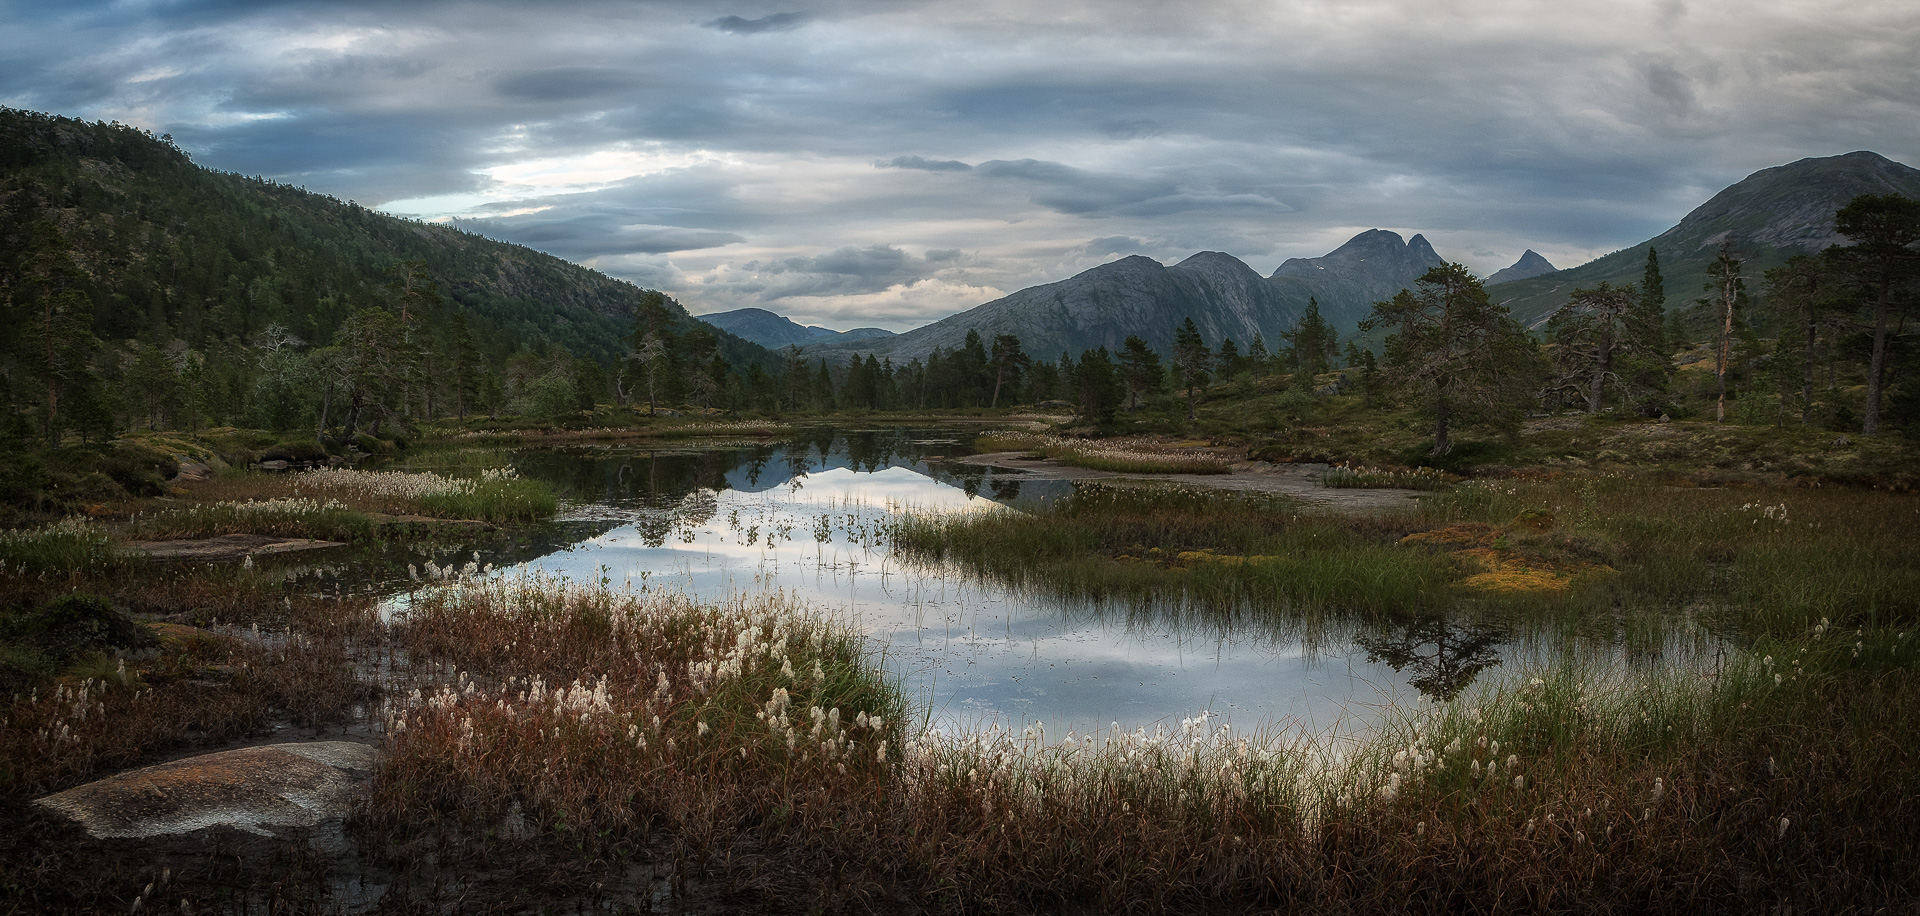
[1362, 263, 1540, 456]
[1118, 335, 1164, 412]
[1172, 318, 1211, 420]
[1829, 193, 1920, 435]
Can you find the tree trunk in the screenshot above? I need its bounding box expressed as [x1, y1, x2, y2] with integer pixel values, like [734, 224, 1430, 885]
[1864, 272, 1892, 436]
[1801, 306, 1817, 425]
[1432, 383, 1452, 457]
[1588, 325, 1613, 414]
[1716, 290, 1734, 423]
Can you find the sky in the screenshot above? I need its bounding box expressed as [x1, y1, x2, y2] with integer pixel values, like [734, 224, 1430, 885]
[4, 0, 1917, 332]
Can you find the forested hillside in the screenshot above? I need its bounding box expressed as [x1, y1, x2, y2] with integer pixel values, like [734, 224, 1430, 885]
[0, 108, 769, 444]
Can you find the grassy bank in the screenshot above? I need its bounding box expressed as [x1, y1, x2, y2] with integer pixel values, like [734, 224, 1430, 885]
[977, 432, 1235, 474]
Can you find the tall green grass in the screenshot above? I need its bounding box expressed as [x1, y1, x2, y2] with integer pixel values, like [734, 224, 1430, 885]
[892, 485, 1459, 615]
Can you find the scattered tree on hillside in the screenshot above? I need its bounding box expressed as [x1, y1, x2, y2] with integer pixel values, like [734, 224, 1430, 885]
[1172, 318, 1211, 420]
[1283, 297, 1338, 390]
[1704, 242, 1747, 423]
[1763, 254, 1841, 425]
[989, 334, 1029, 408]
[1247, 333, 1270, 378]
[1071, 347, 1125, 423]
[1118, 335, 1164, 412]
[1361, 263, 1541, 457]
[1544, 281, 1663, 414]
[1827, 193, 1920, 435]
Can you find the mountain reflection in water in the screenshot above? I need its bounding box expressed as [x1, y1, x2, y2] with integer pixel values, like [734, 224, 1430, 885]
[446, 427, 1430, 738]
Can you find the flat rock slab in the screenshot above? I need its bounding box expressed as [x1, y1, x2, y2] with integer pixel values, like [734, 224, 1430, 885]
[35, 742, 379, 839]
[127, 534, 348, 560]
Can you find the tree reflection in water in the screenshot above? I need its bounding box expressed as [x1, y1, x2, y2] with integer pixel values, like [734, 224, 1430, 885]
[1356, 614, 1511, 700]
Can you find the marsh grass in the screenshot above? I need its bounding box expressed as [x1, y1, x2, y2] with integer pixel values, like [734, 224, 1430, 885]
[119, 497, 373, 542]
[360, 576, 1918, 912]
[1322, 462, 1460, 490]
[1424, 476, 1920, 637]
[892, 485, 1458, 614]
[0, 518, 116, 574]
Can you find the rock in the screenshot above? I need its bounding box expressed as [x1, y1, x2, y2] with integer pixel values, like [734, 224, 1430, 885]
[654, 408, 684, 418]
[258, 459, 290, 471]
[34, 742, 379, 839]
[174, 459, 213, 482]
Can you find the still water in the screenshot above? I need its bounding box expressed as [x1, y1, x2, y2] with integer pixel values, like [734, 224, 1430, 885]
[391, 427, 1457, 739]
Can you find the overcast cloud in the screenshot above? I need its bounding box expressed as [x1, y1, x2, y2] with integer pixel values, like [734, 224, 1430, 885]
[4, 0, 1917, 330]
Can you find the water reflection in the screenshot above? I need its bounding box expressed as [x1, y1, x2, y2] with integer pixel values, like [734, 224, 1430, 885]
[1356, 614, 1511, 701]
[407, 428, 1418, 737]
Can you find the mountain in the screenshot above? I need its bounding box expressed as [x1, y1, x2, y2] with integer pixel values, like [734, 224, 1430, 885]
[1485, 250, 1557, 285]
[0, 107, 772, 371]
[1491, 151, 1920, 327]
[1265, 229, 1449, 331]
[808, 250, 1303, 362]
[698, 307, 898, 349]
[805, 230, 1451, 362]
[699, 308, 838, 348]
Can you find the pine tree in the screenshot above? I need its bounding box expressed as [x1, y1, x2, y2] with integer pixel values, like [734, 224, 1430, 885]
[1544, 282, 1662, 414]
[988, 334, 1029, 408]
[1829, 193, 1920, 435]
[1282, 298, 1337, 390]
[1118, 335, 1164, 412]
[1362, 264, 1541, 457]
[1172, 318, 1211, 420]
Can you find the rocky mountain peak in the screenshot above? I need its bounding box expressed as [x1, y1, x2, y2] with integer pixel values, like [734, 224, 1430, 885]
[1485, 249, 1557, 285]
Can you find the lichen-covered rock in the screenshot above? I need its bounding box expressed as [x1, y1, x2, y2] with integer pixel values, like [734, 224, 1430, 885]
[34, 742, 378, 839]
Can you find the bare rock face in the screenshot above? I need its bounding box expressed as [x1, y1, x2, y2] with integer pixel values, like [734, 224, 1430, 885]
[34, 742, 379, 839]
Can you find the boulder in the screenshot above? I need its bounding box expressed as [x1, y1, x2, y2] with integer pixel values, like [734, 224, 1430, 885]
[35, 742, 379, 839]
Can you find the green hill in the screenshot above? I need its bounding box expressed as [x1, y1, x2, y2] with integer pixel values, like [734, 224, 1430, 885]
[1492, 151, 1920, 328]
[0, 107, 770, 427]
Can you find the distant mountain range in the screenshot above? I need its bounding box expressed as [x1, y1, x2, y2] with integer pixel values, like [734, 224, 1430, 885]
[798, 150, 1919, 360]
[1491, 151, 1920, 327]
[806, 231, 1447, 362]
[696, 307, 896, 350]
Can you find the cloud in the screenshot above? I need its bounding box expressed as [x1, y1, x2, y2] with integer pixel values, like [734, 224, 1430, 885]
[493, 67, 632, 103]
[737, 244, 949, 298]
[1082, 236, 1147, 257]
[877, 155, 973, 172]
[3, 0, 1916, 330]
[706, 12, 809, 35]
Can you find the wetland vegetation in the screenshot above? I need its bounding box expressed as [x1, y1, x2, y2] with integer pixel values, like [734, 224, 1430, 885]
[0, 422, 1915, 914]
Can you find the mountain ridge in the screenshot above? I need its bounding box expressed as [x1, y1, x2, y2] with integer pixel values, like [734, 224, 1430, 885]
[1491, 151, 1920, 326]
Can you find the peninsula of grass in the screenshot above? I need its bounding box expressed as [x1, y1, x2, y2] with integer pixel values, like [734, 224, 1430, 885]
[891, 475, 1920, 641]
[977, 431, 1234, 474]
